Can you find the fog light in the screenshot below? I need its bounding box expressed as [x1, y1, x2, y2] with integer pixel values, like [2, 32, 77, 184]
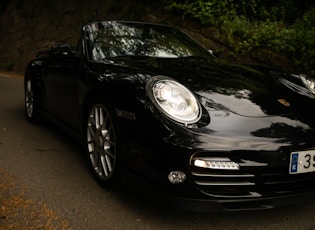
[194, 158, 239, 170]
[168, 171, 186, 184]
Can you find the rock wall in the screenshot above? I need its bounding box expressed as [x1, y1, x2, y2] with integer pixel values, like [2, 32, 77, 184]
[0, 0, 116, 71]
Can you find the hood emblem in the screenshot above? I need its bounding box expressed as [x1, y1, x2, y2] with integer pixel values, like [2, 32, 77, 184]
[278, 98, 290, 107]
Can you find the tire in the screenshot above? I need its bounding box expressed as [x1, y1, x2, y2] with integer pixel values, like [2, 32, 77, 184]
[85, 100, 122, 187]
[24, 75, 39, 123]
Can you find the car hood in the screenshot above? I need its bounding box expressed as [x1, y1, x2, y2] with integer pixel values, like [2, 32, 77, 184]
[95, 57, 315, 151]
[107, 57, 314, 118]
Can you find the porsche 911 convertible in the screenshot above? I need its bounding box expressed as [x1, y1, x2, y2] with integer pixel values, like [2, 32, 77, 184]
[24, 21, 315, 211]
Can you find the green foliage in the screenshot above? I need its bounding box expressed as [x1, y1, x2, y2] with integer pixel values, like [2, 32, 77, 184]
[166, 0, 315, 72]
[166, 0, 297, 25]
[167, 0, 237, 26]
[292, 7, 315, 70]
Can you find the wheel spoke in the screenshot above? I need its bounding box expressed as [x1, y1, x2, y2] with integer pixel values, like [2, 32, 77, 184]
[87, 123, 96, 141]
[99, 107, 104, 126]
[89, 152, 96, 167]
[27, 80, 31, 91]
[95, 107, 100, 129]
[87, 119, 96, 152]
[89, 111, 96, 128]
[101, 127, 108, 137]
[104, 125, 116, 147]
[87, 141, 95, 153]
[105, 155, 112, 172]
[101, 155, 109, 176]
[104, 144, 115, 158]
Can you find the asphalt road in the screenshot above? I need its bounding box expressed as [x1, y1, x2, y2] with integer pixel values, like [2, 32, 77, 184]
[1, 74, 315, 230]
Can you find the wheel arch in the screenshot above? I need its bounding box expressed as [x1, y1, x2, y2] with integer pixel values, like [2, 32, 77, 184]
[82, 88, 113, 119]
[80, 87, 118, 139]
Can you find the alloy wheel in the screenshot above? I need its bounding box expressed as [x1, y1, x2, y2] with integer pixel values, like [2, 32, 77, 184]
[87, 104, 117, 181]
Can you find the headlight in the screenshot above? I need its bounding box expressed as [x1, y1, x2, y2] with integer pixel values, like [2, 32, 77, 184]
[300, 74, 315, 94]
[147, 76, 201, 124]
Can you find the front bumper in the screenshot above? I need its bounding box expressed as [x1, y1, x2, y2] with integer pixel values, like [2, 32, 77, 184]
[122, 131, 315, 211]
[123, 161, 315, 212]
[119, 105, 315, 211]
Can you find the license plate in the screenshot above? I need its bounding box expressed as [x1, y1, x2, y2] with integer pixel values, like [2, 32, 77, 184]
[290, 150, 315, 174]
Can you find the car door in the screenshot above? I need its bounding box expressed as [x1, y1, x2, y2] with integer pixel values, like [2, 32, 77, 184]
[43, 44, 81, 130]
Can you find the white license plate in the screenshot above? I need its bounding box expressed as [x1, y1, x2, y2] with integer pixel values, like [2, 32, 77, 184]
[289, 150, 315, 174]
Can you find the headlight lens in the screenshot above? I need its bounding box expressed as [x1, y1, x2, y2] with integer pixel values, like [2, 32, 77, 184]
[151, 79, 201, 124]
[300, 74, 315, 94]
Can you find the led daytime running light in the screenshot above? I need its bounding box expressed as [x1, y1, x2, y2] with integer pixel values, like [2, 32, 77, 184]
[194, 158, 240, 170]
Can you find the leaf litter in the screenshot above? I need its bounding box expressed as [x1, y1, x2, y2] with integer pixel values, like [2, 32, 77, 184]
[0, 169, 71, 230]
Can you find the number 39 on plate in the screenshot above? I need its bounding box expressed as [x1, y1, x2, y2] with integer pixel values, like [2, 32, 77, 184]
[290, 150, 315, 174]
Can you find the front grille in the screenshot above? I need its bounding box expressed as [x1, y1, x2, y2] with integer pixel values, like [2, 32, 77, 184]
[192, 168, 260, 198]
[190, 156, 315, 199]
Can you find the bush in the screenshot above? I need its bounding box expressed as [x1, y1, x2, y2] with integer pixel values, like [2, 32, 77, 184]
[166, 0, 315, 72]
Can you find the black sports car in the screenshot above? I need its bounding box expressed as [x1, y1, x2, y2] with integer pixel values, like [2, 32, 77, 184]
[25, 21, 315, 211]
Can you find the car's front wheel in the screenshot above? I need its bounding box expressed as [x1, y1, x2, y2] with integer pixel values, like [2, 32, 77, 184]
[85, 101, 122, 187]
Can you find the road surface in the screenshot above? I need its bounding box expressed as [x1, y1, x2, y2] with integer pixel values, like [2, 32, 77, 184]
[1, 74, 315, 229]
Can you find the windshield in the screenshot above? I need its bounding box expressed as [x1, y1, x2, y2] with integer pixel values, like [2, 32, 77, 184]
[83, 21, 211, 61]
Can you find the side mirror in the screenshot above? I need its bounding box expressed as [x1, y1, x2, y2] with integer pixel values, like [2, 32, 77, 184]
[50, 44, 79, 58]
